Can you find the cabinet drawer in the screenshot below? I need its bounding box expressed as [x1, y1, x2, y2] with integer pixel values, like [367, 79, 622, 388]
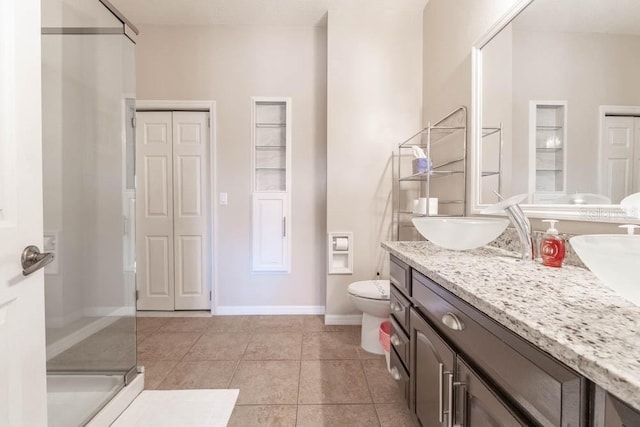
[412, 271, 587, 427]
[390, 285, 410, 333]
[390, 346, 410, 408]
[390, 256, 410, 297]
[390, 316, 409, 370]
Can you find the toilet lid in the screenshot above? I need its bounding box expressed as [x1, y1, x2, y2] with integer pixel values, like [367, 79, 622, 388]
[348, 280, 390, 300]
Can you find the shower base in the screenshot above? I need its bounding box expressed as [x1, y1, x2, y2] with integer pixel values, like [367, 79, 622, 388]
[47, 374, 123, 427]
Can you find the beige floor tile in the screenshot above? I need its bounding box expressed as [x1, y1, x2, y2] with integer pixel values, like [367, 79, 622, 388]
[362, 359, 405, 403]
[296, 404, 380, 427]
[298, 360, 372, 404]
[250, 315, 305, 332]
[205, 316, 255, 333]
[137, 331, 153, 345]
[301, 332, 361, 360]
[243, 332, 302, 360]
[183, 333, 251, 361]
[136, 317, 171, 334]
[228, 405, 297, 427]
[157, 360, 238, 389]
[357, 347, 386, 360]
[302, 316, 360, 332]
[229, 361, 300, 405]
[137, 332, 200, 361]
[139, 360, 178, 390]
[156, 317, 212, 333]
[375, 403, 415, 427]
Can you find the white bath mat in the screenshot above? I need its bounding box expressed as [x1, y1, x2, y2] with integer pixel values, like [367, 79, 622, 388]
[112, 389, 239, 427]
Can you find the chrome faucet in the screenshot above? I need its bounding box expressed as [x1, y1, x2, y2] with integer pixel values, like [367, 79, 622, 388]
[485, 193, 534, 261]
[503, 203, 534, 260]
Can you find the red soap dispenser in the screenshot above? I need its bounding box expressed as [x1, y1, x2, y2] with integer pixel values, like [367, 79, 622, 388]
[540, 220, 566, 268]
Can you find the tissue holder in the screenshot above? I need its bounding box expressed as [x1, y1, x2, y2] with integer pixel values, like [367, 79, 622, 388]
[412, 158, 432, 174]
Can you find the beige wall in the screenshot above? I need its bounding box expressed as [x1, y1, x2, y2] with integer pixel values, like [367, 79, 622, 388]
[136, 25, 327, 310]
[422, 0, 625, 234]
[325, 9, 424, 317]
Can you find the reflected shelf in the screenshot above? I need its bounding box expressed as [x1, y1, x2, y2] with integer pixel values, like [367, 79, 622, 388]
[399, 170, 464, 181]
[256, 123, 286, 128]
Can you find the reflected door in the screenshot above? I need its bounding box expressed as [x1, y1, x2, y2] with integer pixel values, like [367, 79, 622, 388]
[136, 111, 211, 311]
[0, 0, 48, 424]
[601, 116, 640, 204]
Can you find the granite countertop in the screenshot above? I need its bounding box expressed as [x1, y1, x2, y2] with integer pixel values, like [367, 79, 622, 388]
[382, 241, 640, 411]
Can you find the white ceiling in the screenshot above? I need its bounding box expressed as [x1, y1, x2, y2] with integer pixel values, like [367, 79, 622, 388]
[109, 0, 428, 27]
[514, 0, 640, 36]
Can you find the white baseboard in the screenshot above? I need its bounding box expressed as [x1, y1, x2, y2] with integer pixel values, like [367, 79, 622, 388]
[46, 315, 120, 360]
[83, 306, 136, 317]
[324, 314, 362, 325]
[87, 371, 144, 427]
[215, 305, 325, 315]
[136, 311, 211, 318]
[46, 309, 84, 329]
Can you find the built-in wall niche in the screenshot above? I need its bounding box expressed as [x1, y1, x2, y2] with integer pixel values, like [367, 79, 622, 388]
[253, 101, 290, 192]
[251, 97, 292, 272]
[529, 101, 567, 203]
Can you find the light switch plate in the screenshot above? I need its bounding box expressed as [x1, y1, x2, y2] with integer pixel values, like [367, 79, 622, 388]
[219, 192, 228, 205]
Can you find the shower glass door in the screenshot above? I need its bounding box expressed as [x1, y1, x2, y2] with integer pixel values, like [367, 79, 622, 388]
[41, 0, 137, 425]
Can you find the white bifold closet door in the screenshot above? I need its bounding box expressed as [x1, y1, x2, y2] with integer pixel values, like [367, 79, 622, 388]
[136, 111, 210, 311]
[602, 116, 640, 203]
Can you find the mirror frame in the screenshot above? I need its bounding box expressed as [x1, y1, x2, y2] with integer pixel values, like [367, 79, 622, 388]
[470, 0, 631, 223]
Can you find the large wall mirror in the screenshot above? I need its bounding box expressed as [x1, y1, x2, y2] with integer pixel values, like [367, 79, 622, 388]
[471, 0, 640, 221]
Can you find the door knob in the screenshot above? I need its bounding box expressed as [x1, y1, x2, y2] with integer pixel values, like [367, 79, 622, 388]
[21, 245, 54, 276]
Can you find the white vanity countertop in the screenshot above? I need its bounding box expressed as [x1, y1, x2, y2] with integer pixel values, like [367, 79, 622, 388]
[382, 241, 640, 411]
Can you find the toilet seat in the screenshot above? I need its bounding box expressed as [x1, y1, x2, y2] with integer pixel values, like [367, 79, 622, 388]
[347, 280, 390, 300]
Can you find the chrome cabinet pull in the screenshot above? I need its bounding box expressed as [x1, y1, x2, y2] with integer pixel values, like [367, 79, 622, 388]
[441, 312, 464, 331]
[438, 363, 445, 423]
[21, 245, 54, 276]
[390, 334, 403, 346]
[454, 381, 467, 427]
[390, 302, 404, 313]
[390, 366, 402, 381]
[447, 373, 454, 427]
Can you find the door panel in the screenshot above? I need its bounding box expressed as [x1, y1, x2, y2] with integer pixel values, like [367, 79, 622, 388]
[176, 235, 203, 295]
[136, 112, 175, 310]
[602, 116, 634, 203]
[172, 112, 210, 310]
[0, 0, 48, 424]
[410, 308, 455, 427]
[457, 357, 528, 427]
[146, 236, 171, 297]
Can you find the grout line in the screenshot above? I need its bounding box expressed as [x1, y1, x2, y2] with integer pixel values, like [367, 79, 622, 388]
[295, 328, 304, 426]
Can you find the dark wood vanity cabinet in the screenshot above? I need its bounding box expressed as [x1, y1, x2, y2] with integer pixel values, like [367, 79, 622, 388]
[409, 308, 456, 426]
[388, 255, 590, 427]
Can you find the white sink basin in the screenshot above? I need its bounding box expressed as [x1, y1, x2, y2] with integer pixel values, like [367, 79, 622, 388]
[412, 217, 509, 251]
[570, 235, 640, 306]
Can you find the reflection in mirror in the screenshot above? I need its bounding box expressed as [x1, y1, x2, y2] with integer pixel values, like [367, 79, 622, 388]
[479, 0, 640, 209]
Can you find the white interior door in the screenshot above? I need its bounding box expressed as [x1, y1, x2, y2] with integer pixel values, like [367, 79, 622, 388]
[136, 112, 175, 311]
[0, 0, 48, 424]
[602, 116, 634, 204]
[136, 111, 210, 311]
[172, 112, 210, 310]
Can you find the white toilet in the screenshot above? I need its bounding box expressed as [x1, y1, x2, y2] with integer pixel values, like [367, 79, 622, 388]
[348, 280, 391, 354]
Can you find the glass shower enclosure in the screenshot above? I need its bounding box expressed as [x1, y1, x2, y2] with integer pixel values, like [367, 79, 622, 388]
[41, 0, 137, 425]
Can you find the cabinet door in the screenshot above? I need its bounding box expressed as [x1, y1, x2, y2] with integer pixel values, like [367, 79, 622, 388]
[252, 193, 289, 271]
[410, 308, 455, 427]
[456, 357, 528, 427]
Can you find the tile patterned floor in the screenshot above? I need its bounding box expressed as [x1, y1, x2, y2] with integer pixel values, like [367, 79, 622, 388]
[137, 315, 415, 427]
